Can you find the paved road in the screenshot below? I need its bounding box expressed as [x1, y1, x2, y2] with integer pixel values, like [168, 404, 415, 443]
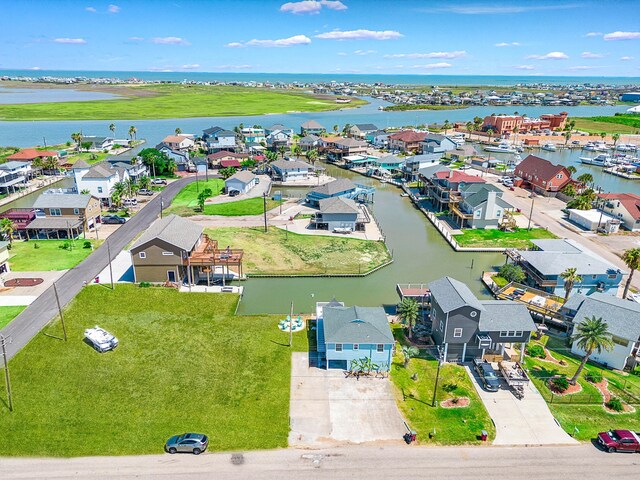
[0, 177, 194, 361]
[0, 444, 635, 480]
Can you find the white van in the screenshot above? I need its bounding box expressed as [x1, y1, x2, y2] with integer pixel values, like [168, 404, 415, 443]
[123, 198, 138, 206]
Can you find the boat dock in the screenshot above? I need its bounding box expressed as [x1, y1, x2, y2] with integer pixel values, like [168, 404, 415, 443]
[396, 283, 430, 305]
[604, 167, 640, 180]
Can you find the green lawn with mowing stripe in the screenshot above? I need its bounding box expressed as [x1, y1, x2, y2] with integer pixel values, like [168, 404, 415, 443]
[0, 306, 26, 330]
[454, 228, 557, 249]
[164, 179, 225, 216]
[202, 198, 282, 216]
[9, 239, 102, 271]
[0, 285, 308, 456]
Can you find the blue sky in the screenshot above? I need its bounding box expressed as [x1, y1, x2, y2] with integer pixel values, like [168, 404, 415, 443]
[2, 0, 639, 76]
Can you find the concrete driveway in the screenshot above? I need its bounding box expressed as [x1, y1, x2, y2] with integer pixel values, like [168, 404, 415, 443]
[466, 365, 578, 446]
[289, 352, 406, 447]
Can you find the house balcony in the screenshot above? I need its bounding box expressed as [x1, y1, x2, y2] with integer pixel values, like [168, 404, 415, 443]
[519, 263, 558, 288]
[450, 203, 473, 220]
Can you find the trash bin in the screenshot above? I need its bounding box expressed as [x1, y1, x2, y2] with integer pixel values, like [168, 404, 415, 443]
[94, 276, 100, 284]
[410, 431, 417, 442]
[481, 430, 488, 442]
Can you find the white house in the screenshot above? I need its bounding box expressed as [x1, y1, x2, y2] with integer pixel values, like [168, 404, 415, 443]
[598, 193, 640, 232]
[73, 160, 127, 204]
[225, 171, 257, 194]
[266, 130, 292, 150]
[570, 293, 640, 371]
[202, 126, 238, 152]
[160, 135, 195, 151]
[271, 159, 312, 182]
[420, 134, 459, 154]
[81, 136, 114, 151]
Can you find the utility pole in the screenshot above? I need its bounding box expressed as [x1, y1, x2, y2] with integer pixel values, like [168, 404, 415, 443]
[431, 358, 442, 407]
[527, 188, 536, 231]
[263, 193, 268, 233]
[0, 334, 13, 412]
[289, 301, 294, 347]
[52, 283, 67, 341]
[107, 241, 114, 290]
[160, 197, 164, 219]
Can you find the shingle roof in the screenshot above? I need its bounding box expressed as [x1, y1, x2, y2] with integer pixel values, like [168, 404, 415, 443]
[72, 159, 91, 169]
[388, 130, 427, 143]
[478, 300, 536, 332]
[464, 188, 512, 209]
[33, 193, 93, 209]
[162, 135, 191, 144]
[272, 159, 312, 171]
[459, 183, 501, 195]
[434, 170, 486, 184]
[226, 170, 256, 184]
[353, 123, 378, 131]
[322, 306, 394, 344]
[203, 126, 224, 135]
[301, 120, 324, 129]
[599, 193, 640, 221]
[377, 154, 404, 165]
[573, 292, 640, 339]
[130, 214, 203, 253]
[84, 162, 116, 178]
[562, 293, 587, 311]
[310, 178, 356, 196]
[518, 250, 622, 276]
[428, 276, 484, 313]
[299, 134, 320, 145]
[418, 164, 450, 179]
[26, 217, 82, 229]
[207, 151, 246, 161]
[0, 161, 29, 170]
[7, 149, 58, 161]
[334, 137, 367, 148]
[530, 239, 582, 253]
[319, 197, 359, 215]
[516, 155, 569, 181]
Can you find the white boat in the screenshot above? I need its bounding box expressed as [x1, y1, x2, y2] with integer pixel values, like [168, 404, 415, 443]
[617, 143, 637, 152]
[541, 142, 557, 152]
[579, 154, 613, 167]
[582, 143, 596, 151]
[484, 142, 516, 154]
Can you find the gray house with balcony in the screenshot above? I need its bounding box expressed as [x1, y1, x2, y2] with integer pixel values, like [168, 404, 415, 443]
[428, 276, 535, 362]
[451, 184, 513, 229]
[312, 197, 364, 232]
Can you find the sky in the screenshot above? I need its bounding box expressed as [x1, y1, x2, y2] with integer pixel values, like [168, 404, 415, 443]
[1, 0, 639, 76]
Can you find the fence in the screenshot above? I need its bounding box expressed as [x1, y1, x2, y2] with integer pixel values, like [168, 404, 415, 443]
[533, 376, 640, 406]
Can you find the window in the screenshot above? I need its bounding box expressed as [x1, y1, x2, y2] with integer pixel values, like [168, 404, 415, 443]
[556, 174, 563, 179]
[500, 331, 508, 337]
[496, 209, 501, 217]
[453, 328, 463, 338]
[50, 208, 61, 216]
[470, 311, 477, 318]
[353, 344, 359, 351]
[73, 208, 80, 215]
[515, 331, 523, 337]
[377, 344, 384, 353]
[439, 320, 444, 331]
[335, 343, 343, 352]
[98, 187, 103, 193]
[608, 273, 618, 279]
[162, 251, 174, 256]
[139, 252, 146, 259]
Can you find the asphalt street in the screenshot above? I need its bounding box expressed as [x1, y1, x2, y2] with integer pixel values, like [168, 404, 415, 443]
[0, 176, 194, 361]
[0, 444, 636, 480]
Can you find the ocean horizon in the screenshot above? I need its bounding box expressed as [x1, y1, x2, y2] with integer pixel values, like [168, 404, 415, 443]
[2, 69, 639, 86]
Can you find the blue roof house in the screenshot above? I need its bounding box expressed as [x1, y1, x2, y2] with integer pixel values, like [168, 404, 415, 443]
[316, 301, 395, 370]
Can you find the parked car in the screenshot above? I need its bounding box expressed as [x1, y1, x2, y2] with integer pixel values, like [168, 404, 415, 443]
[165, 433, 209, 455]
[472, 359, 500, 392]
[123, 198, 138, 206]
[597, 430, 640, 453]
[152, 178, 168, 185]
[102, 215, 126, 224]
[84, 326, 118, 352]
[572, 140, 581, 145]
[138, 189, 153, 196]
[228, 190, 240, 197]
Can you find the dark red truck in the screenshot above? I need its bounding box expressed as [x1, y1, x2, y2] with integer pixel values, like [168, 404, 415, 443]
[597, 430, 640, 453]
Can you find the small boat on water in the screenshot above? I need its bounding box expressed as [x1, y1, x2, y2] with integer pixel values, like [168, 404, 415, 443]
[484, 142, 516, 154]
[541, 142, 557, 152]
[579, 153, 613, 167]
[616, 143, 638, 152]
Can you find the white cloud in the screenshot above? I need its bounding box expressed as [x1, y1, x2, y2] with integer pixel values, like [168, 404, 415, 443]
[495, 42, 520, 47]
[85, 6, 97, 13]
[216, 64, 254, 69]
[568, 66, 598, 71]
[148, 67, 174, 72]
[227, 35, 311, 48]
[337, 52, 348, 56]
[423, 4, 578, 14]
[584, 32, 602, 37]
[581, 51, 604, 58]
[128, 37, 144, 42]
[316, 29, 403, 40]
[280, 0, 347, 14]
[108, 4, 120, 13]
[621, 56, 634, 61]
[526, 51, 569, 60]
[28, 66, 41, 70]
[53, 38, 87, 44]
[151, 37, 191, 46]
[354, 49, 377, 55]
[384, 51, 465, 59]
[603, 31, 640, 41]
[514, 65, 535, 70]
[181, 64, 200, 69]
[411, 62, 452, 70]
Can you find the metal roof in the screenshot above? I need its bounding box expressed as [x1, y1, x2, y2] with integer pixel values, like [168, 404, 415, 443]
[573, 292, 640, 340]
[130, 214, 203, 253]
[33, 193, 93, 209]
[322, 306, 394, 344]
[478, 300, 536, 332]
[428, 276, 484, 313]
[310, 178, 356, 196]
[530, 239, 583, 253]
[518, 250, 622, 276]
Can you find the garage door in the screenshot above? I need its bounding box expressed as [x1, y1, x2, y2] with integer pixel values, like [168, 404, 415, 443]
[327, 359, 348, 370]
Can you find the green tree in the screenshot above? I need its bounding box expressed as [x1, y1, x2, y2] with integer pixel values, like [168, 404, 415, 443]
[622, 248, 640, 299]
[563, 131, 572, 145]
[125, 178, 139, 198]
[241, 159, 256, 169]
[291, 144, 302, 157]
[600, 132, 607, 141]
[110, 191, 122, 209]
[219, 167, 237, 179]
[109, 123, 116, 137]
[197, 188, 213, 211]
[397, 297, 419, 340]
[43, 156, 60, 174]
[560, 267, 582, 302]
[0, 218, 16, 245]
[342, 123, 351, 136]
[561, 183, 577, 197]
[166, 160, 177, 175]
[138, 175, 151, 190]
[128, 125, 137, 141]
[499, 263, 525, 283]
[612, 133, 621, 146]
[265, 150, 278, 163]
[175, 127, 182, 135]
[402, 345, 420, 368]
[566, 165, 577, 176]
[278, 145, 286, 158]
[71, 132, 83, 151]
[306, 148, 318, 166]
[80, 189, 91, 195]
[577, 173, 593, 186]
[333, 124, 339, 134]
[486, 128, 495, 143]
[81, 141, 92, 152]
[442, 119, 450, 134]
[569, 316, 614, 384]
[112, 181, 127, 199]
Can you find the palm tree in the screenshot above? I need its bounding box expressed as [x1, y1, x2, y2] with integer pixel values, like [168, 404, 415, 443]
[278, 145, 286, 158]
[71, 132, 83, 151]
[175, 127, 182, 135]
[397, 297, 419, 340]
[563, 131, 572, 145]
[569, 316, 614, 385]
[109, 123, 116, 137]
[80, 189, 91, 194]
[560, 267, 582, 302]
[622, 248, 640, 299]
[562, 183, 577, 197]
[577, 172, 593, 186]
[612, 133, 621, 146]
[442, 120, 451, 135]
[291, 144, 302, 157]
[306, 148, 318, 166]
[342, 123, 351, 136]
[125, 178, 139, 198]
[512, 125, 520, 146]
[110, 191, 122, 209]
[600, 132, 607, 142]
[43, 156, 60, 174]
[112, 181, 127, 199]
[465, 121, 474, 140]
[128, 126, 137, 141]
[566, 165, 577, 176]
[138, 175, 151, 190]
[0, 218, 16, 245]
[333, 124, 339, 134]
[166, 160, 177, 175]
[265, 150, 278, 163]
[486, 128, 495, 143]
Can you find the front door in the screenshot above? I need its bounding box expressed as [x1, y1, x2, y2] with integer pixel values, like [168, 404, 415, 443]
[167, 270, 176, 282]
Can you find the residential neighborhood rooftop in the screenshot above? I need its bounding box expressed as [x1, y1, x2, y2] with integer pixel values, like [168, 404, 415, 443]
[322, 306, 394, 344]
[318, 196, 360, 215]
[310, 178, 355, 196]
[428, 276, 484, 313]
[33, 193, 95, 209]
[130, 214, 203, 253]
[571, 292, 640, 339]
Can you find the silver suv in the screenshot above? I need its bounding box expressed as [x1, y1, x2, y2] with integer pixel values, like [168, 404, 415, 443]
[165, 433, 208, 455]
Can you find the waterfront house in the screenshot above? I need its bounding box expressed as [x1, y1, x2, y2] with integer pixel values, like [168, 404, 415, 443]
[156, 145, 191, 171]
[316, 302, 394, 370]
[73, 161, 127, 205]
[371, 154, 405, 171]
[451, 184, 514, 229]
[401, 153, 441, 181]
[514, 155, 572, 194]
[266, 130, 292, 151]
[225, 171, 257, 195]
[298, 134, 321, 152]
[202, 126, 238, 153]
[104, 156, 149, 182]
[421, 167, 486, 212]
[0, 161, 32, 194]
[0, 208, 36, 239]
[447, 145, 477, 163]
[597, 193, 640, 231]
[241, 127, 266, 145]
[349, 123, 379, 139]
[370, 131, 391, 148]
[428, 276, 535, 362]
[206, 151, 248, 168]
[80, 136, 114, 151]
[300, 120, 326, 136]
[306, 178, 375, 206]
[333, 137, 368, 157]
[130, 214, 243, 284]
[388, 130, 427, 153]
[568, 292, 640, 371]
[160, 135, 195, 152]
[7, 148, 59, 163]
[0, 241, 9, 275]
[265, 124, 293, 136]
[30, 193, 101, 239]
[311, 197, 365, 232]
[420, 134, 458, 154]
[270, 159, 312, 182]
[509, 239, 624, 297]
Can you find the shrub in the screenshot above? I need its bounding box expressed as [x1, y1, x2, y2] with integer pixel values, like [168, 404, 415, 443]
[59, 242, 71, 250]
[606, 397, 623, 412]
[33, 242, 39, 249]
[551, 376, 569, 392]
[139, 282, 151, 288]
[499, 263, 526, 284]
[526, 344, 546, 359]
[585, 371, 603, 383]
[442, 382, 458, 393]
[83, 241, 92, 249]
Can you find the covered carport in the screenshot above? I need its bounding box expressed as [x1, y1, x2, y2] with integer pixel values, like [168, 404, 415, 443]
[25, 218, 83, 240]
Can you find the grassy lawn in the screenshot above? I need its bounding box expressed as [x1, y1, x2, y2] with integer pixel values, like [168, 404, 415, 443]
[572, 118, 638, 134]
[164, 179, 225, 216]
[207, 226, 391, 275]
[0, 285, 308, 456]
[0, 306, 26, 329]
[9, 239, 102, 271]
[0, 85, 367, 121]
[390, 327, 495, 444]
[523, 335, 640, 441]
[455, 227, 558, 249]
[202, 198, 282, 216]
[64, 151, 109, 165]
